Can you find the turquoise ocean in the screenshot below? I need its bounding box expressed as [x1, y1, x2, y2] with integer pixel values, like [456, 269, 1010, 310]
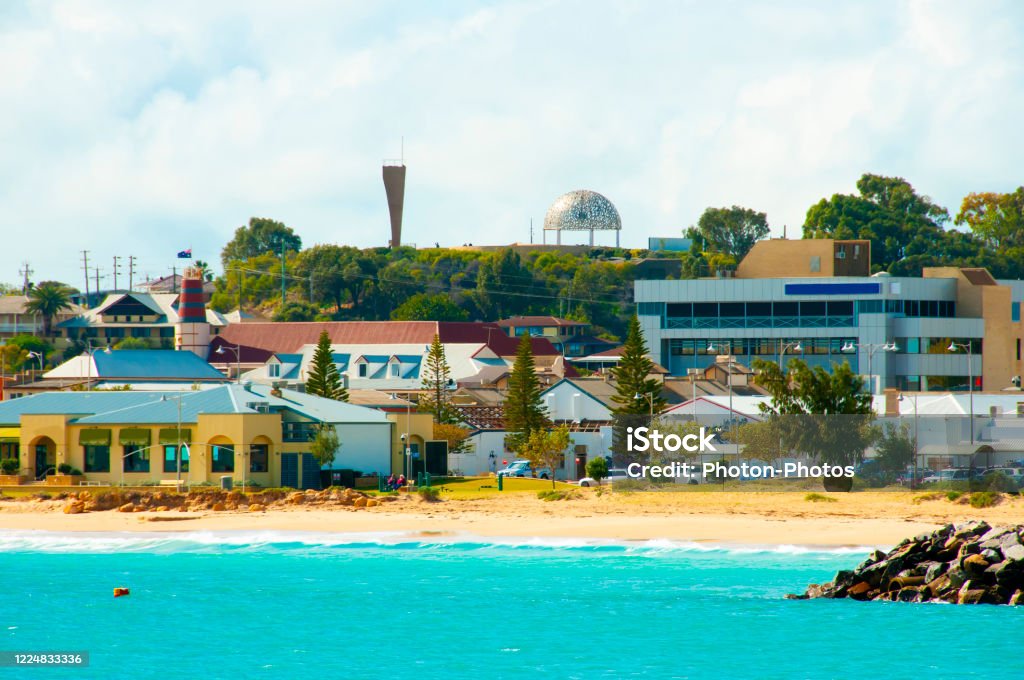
[1, 530, 1022, 679]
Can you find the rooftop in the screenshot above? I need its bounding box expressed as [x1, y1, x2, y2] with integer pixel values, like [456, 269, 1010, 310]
[0, 383, 387, 426]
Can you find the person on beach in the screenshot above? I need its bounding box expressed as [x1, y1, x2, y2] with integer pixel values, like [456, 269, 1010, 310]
[386, 474, 396, 490]
[396, 474, 406, 489]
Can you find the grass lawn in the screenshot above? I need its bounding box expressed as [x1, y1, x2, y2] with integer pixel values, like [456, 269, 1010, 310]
[428, 476, 577, 500]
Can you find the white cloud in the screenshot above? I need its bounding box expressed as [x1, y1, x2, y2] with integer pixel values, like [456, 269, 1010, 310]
[0, 0, 1022, 287]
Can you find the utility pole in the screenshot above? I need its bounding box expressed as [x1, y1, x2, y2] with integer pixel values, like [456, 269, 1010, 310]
[308, 272, 314, 303]
[171, 266, 177, 293]
[81, 251, 91, 307]
[19, 262, 33, 295]
[128, 256, 137, 291]
[93, 267, 103, 297]
[280, 242, 286, 307]
[112, 256, 122, 291]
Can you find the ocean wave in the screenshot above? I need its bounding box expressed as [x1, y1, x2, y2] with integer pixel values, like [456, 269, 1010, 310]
[0, 529, 874, 557]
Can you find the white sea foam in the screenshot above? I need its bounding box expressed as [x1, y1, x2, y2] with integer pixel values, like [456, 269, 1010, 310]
[0, 529, 875, 556]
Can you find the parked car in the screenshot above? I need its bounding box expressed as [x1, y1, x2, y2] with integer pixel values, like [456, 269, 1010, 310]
[578, 468, 630, 487]
[922, 468, 970, 484]
[497, 459, 552, 480]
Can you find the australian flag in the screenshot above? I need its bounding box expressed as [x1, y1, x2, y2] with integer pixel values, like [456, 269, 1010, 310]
[177, 249, 192, 259]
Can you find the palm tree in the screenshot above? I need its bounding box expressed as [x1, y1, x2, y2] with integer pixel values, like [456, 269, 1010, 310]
[25, 282, 73, 337]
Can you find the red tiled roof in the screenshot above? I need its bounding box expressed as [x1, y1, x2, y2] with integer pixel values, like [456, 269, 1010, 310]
[212, 321, 559, 358]
[495, 316, 586, 328]
[588, 345, 624, 357]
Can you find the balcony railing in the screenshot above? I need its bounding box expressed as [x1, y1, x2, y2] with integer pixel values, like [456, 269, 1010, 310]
[665, 315, 855, 330]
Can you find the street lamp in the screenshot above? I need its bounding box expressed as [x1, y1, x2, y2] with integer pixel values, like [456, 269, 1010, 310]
[947, 341, 976, 445]
[633, 391, 657, 419]
[841, 341, 898, 395]
[778, 340, 802, 371]
[27, 350, 44, 380]
[215, 344, 242, 384]
[160, 393, 187, 491]
[83, 341, 112, 391]
[898, 393, 919, 489]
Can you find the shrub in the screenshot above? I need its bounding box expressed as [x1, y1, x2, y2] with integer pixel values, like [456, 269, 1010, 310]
[418, 486, 441, 502]
[0, 459, 19, 475]
[969, 491, 1002, 508]
[57, 463, 73, 475]
[984, 472, 1019, 493]
[69, 468, 83, 476]
[945, 491, 963, 501]
[537, 489, 581, 502]
[585, 457, 609, 485]
[804, 493, 838, 503]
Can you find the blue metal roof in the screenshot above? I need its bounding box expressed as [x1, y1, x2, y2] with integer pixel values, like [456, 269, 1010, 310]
[0, 384, 388, 427]
[91, 350, 227, 380]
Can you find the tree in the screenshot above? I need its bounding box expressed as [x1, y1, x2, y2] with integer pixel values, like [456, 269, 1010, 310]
[752, 358, 874, 466]
[874, 422, 915, 473]
[392, 293, 469, 322]
[6, 335, 51, 360]
[274, 301, 320, 322]
[113, 337, 152, 350]
[194, 260, 215, 282]
[804, 174, 950, 272]
[420, 334, 456, 423]
[585, 456, 608, 485]
[504, 334, 549, 448]
[695, 206, 770, 260]
[956, 188, 1024, 251]
[305, 330, 348, 401]
[517, 425, 571, 489]
[0, 343, 29, 375]
[221, 217, 302, 266]
[310, 425, 341, 469]
[736, 420, 783, 462]
[610, 316, 666, 417]
[25, 281, 73, 337]
[433, 422, 474, 457]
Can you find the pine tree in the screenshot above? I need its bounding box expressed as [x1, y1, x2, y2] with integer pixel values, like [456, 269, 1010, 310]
[610, 315, 666, 416]
[504, 333, 549, 448]
[305, 330, 348, 401]
[420, 334, 455, 423]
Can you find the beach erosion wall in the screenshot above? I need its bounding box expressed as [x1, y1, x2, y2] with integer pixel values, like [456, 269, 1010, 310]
[790, 521, 1024, 605]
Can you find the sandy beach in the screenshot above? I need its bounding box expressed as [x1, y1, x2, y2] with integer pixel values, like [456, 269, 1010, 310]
[2, 490, 1022, 548]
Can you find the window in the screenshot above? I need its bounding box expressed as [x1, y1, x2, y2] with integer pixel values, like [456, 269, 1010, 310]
[268, 363, 281, 378]
[211, 445, 234, 473]
[84, 445, 110, 473]
[857, 300, 883, 314]
[693, 303, 717, 318]
[809, 256, 820, 272]
[1014, 302, 1021, 322]
[163, 445, 189, 473]
[249, 444, 269, 473]
[358, 363, 367, 377]
[123, 445, 149, 473]
[390, 363, 400, 377]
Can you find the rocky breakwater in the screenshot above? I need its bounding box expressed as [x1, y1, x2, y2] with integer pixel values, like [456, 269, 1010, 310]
[790, 521, 1024, 606]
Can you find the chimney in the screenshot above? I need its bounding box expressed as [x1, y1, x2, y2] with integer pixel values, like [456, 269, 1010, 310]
[883, 388, 899, 417]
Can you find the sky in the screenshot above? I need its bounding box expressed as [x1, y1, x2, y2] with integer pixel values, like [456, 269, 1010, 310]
[1, 0, 1022, 290]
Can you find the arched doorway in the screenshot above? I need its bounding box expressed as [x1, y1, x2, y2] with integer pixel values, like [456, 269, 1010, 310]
[30, 437, 56, 479]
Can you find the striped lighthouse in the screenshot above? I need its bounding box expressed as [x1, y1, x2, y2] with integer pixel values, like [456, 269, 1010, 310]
[175, 266, 210, 358]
